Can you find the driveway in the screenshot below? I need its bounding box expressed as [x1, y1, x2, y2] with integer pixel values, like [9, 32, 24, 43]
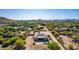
[26, 36, 34, 50]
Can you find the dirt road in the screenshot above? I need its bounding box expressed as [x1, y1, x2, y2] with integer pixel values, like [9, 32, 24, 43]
[26, 36, 33, 50]
[44, 26, 65, 50]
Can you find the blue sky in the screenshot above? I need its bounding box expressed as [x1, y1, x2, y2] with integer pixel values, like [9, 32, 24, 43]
[0, 9, 79, 20]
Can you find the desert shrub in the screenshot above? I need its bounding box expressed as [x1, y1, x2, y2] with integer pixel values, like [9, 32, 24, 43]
[67, 44, 74, 50]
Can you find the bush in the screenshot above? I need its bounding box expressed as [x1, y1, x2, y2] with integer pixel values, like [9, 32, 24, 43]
[67, 44, 74, 50]
[2, 40, 11, 47]
[48, 42, 61, 50]
[9, 37, 17, 44]
[15, 39, 23, 47]
[2, 37, 17, 47]
[72, 35, 79, 39]
[60, 31, 73, 35]
[14, 39, 26, 49]
[0, 36, 4, 44]
[53, 32, 59, 37]
[18, 35, 26, 40]
[22, 40, 26, 44]
[6, 31, 15, 37]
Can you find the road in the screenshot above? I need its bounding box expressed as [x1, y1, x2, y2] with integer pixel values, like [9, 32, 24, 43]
[44, 26, 65, 50]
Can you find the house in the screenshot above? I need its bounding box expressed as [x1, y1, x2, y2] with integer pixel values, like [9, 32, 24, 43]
[14, 26, 24, 29]
[24, 27, 32, 31]
[14, 26, 32, 31]
[33, 33, 49, 45]
[59, 28, 70, 31]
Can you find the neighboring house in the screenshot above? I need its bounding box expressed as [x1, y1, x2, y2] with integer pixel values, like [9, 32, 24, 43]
[59, 28, 70, 31]
[14, 26, 32, 30]
[24, 27, 32, 31]
[34, 33, 49, 45]
[14, 26, 24, 29]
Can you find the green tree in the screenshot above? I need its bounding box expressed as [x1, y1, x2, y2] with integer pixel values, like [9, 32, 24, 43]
[9, 37, 17, 44]
[2, 37, 16, 47]
[18, 35, 26, 40]
[2, 40, 11, 47]
[48, 42, 61, 50]
[14, 39, 26, 49]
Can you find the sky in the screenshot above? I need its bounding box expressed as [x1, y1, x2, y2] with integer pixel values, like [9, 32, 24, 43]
[0, 9, 79, 20]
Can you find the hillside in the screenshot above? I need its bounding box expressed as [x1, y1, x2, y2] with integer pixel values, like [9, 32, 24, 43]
[0, 17, 15, 24]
